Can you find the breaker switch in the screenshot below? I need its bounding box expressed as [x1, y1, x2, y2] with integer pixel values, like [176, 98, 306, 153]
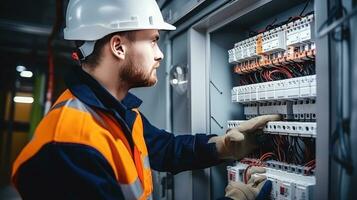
[280, 186, 285, 195]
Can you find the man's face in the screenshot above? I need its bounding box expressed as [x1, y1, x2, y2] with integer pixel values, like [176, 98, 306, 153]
[121, 29, 163, 88]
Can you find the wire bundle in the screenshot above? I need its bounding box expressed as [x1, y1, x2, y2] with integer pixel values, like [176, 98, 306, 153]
[239, 61, 315, 85]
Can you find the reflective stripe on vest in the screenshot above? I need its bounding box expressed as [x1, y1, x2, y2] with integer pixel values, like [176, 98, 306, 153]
[51, 98, 108, 130]
[12, 90, 153, 200]
[143, 156, 151, 169]
[121, 178, 144, 200]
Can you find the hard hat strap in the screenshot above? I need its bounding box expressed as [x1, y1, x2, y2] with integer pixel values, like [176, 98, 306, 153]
[78, 41, 96, 60]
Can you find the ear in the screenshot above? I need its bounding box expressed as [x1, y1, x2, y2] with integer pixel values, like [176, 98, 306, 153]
[110, 35, 126, 60]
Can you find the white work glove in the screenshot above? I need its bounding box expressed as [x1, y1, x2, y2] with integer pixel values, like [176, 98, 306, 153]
[208, 115, 281, 159]
[225, 167, 271, 200]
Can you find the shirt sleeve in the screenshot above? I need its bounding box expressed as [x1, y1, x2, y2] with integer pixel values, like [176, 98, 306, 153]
[14, 142, 125, 200]
[140, 112, 223, 174]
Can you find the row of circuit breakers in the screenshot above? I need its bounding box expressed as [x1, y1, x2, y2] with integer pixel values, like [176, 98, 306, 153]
[228, 14, 314, 64]
[227, 14, 316, 199]
[231, 75, 316, 121]
[227, 162, 315, 200]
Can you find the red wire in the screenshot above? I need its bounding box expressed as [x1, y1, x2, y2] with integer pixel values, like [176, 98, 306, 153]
[270, 67, 294, 78]
[243, 165, 253, 183]
[307, 163, 316, 174]
[46, 0, 63, 112]
[281, 65, 295, 75]
[264, 70, 272, 81]
[259, 152, 276, 161]
[46, 49, 54, 108]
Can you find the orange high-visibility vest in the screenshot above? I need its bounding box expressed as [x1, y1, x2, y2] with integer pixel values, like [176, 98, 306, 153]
[12, 89, 153, 200]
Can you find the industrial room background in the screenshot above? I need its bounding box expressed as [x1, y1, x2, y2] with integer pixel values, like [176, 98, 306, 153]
[0, 0, 357, 199]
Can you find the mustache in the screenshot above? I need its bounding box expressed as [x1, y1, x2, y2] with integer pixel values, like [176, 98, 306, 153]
[152, 62, 160, 69]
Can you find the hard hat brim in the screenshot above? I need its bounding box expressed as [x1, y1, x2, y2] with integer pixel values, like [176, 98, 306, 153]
[159, 22, 176, 31]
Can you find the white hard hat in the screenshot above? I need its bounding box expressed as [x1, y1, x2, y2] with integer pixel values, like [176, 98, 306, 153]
[64, 0, 176, 41]
[64, 0, 176, 59]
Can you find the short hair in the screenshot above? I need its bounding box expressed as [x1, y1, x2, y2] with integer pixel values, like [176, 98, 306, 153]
[75, 31, 135, 67]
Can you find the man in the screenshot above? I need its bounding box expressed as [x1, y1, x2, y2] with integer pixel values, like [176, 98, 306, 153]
[12, 0, 280, 199]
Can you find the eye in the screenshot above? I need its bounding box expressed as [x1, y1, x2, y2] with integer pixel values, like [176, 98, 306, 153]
[152, 39, 158, 46]
[151, 36, 159, 46]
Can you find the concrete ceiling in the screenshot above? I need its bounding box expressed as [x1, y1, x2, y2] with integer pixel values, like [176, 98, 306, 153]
[0, 0, 73, 67]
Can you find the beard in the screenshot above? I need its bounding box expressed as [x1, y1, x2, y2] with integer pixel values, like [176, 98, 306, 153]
[121, 56, 158, 88]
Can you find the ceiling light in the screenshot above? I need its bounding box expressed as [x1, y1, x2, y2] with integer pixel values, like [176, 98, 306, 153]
[20, 70, 33, 78]
[13, 96, 34, 104]
[16, 65, 26, 72]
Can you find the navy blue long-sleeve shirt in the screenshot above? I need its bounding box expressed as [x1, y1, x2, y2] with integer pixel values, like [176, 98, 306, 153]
[15, 66, 224, 199]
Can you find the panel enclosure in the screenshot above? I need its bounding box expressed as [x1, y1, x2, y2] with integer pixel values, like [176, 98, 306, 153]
[187, 0, 322, 199]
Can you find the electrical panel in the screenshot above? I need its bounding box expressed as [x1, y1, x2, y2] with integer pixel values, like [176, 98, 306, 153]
[227, 12, 316, 200]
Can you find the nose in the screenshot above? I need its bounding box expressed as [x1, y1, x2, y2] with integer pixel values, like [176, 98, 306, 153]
[154, 45, 164, 62]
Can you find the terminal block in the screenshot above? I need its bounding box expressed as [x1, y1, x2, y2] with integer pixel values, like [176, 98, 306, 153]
[228, 35, 260, 64]
[258, 101, 293, 120]
[265, 160, 315, 176]
[244, 103, 259, 119]
[286, 14, 314, 46]
[293, 99, 316, 121]
[262, 27, 287, 53]
[227, 120, 316, 137]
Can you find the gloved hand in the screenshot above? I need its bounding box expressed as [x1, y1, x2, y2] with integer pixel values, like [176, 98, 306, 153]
[208, 115, 280, 159]
[225, 167, 272, 200]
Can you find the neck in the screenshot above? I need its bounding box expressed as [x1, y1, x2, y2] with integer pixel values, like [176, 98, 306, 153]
[82, 61, 130, 101]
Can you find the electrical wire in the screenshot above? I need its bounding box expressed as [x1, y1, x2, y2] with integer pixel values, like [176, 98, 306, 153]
[304, 159, 315, 167]
[295, 138, 305, 160]
[318, 6, 357, 38]
[327, 1, 354, 175]
[300, 0, 311, 16]
[294, 138, 304, 164]
[243, 165, 253, 184]
[265, 18, 278, 31]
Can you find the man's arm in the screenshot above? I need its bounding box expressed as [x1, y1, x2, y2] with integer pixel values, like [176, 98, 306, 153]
[14, 143, 125, 200]
[140, 112, 223, 174]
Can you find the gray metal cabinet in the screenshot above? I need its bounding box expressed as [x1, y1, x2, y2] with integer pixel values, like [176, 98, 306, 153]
[167, 0, 325, 199]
